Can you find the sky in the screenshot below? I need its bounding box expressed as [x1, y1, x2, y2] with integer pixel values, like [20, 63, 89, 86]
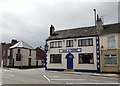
[0, 0, 119, 48]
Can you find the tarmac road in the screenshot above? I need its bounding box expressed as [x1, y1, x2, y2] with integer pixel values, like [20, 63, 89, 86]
[1, 68, 119, 86]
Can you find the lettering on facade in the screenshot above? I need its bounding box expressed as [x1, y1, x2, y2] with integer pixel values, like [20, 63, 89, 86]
[59, 48, 82, 53]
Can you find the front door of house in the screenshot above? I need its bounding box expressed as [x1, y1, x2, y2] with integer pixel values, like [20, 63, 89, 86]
[28, 58, 31, 67]
[66, 53, 74, 69]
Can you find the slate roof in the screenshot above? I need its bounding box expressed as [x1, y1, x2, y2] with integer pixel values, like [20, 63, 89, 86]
[47, 23, 119, 41]
[100, 23, 120, 35]
[47, 26, 98, 41]
[10, 41, 34, 49]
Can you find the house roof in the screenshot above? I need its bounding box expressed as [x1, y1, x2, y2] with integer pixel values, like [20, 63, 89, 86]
[10, 41, 34, 49]
[100, 23, 120, 35]
[47, 23, 119, 41]
[47, 26, 98, 41]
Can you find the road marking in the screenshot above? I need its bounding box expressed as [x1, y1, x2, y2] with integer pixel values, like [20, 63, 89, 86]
[9, 74, 15, 76]
[66, 83, 119, 84]
[66, 83, 73, 84]
[43, 75, 50, 81]
[2, 74, 15, 77]
[51, 79, 86, 81]
[52, 76, 60, 78]
[89, 79, 114, 83]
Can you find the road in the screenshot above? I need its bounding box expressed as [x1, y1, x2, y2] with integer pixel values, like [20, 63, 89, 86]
[1, 68, 119, 86]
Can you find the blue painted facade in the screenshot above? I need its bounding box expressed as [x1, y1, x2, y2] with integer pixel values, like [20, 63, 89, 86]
[96, 37, 100, 73]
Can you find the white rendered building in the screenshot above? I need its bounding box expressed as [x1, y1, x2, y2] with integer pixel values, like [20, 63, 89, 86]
[46, 25, 100, 72]
[7, 41, 37, 68]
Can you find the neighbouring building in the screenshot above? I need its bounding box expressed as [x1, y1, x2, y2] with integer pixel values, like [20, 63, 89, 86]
[7, 41, 36, 68]
[46, 24, 101, 72]
[1, 39, 18, 67]
[0, 43, 2, 67]
[100, 23, 120, 73]
[35, 47, 45, 67]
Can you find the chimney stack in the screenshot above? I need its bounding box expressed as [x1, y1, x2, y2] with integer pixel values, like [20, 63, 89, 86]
[11, 39, 18, 45]
[50, 25, 55, 36]
[96, 14, 103, 34]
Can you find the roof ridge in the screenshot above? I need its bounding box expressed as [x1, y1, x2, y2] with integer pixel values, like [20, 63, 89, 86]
[10, 40, 34, 49]
[55, 26, 95, 33]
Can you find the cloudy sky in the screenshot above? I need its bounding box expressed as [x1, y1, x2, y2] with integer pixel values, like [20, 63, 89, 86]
[0, 0, 119, 48]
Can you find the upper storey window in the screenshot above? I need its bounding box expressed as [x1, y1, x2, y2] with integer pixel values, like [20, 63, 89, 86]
[50, 41, 62, 48]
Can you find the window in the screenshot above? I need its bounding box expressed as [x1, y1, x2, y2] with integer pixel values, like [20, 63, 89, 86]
[66, 40, 73, 47]
[78, 53, 94, 64]
[104, 55, 117, 65]
[17, 49, 20, 54]
[50, 42, 54, 48]
[16, 53, 21, 61]
[29, 49, 31, 56]
[78, 38, 93, 46]
[108, 36, 116, 48]
[50, 41, 62, 48]
[50, 54, 62, 63]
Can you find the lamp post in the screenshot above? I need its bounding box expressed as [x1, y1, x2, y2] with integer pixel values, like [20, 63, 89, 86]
[44, 40, 48, 70]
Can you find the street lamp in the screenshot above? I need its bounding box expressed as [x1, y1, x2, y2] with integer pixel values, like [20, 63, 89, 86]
[44, 41, 48, 70]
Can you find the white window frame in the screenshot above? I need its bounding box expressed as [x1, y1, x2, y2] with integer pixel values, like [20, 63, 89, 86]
[104, 55, 117, 66]
[107, 35, 116, 49]
[50, 41, 62, 48]
[66, 40, 73, 47]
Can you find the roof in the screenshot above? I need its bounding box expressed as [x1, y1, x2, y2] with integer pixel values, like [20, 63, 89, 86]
[35, 47, 45, 52]
[47, 26, 98, 41]
[100, 23, 120, 35]
[47, 23, 119, 41]
[10, 41, 34, 49]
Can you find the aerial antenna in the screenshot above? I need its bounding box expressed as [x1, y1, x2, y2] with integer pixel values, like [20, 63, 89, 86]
[100, 15, 105, 24]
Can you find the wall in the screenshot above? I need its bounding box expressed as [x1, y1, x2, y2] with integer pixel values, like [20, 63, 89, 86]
[47, 37, 98, 70]
[100, 33, 118, 50]
[7, 48, 36, 67]
[100, 33, 119, 72]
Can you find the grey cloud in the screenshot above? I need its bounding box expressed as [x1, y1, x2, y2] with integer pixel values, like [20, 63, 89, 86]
[1, 0, 118, 48]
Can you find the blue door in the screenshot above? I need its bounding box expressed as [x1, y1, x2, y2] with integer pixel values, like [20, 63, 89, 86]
[66, 53, 74, 69]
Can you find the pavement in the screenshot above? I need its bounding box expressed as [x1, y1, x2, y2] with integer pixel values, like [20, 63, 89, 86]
[63, 71, 119, 78]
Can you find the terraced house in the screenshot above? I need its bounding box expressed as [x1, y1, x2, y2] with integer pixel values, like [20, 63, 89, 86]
[46, 25, 100, 72]
[100, 23, 120, 73]
[46, 21, 119, 73]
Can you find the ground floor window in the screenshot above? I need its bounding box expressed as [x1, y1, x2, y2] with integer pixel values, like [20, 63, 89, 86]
[78, 53, 94, 64]
[104, 55, 117, 65]
[50, 54, 62, 63]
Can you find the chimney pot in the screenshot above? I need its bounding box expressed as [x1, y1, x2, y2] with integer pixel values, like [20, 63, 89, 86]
[50, 24, 55, 36]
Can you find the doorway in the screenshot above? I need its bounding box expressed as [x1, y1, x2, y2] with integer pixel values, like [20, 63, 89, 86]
[28, 58, 31, 67]
[66, 53, 74, 69]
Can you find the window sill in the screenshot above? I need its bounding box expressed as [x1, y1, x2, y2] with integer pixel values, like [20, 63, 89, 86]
[66, 46, 73, 47]
[50, 47, 62, 48]
[49, 63, 62, 64]
[107, 48, 117, 50]
[104, 65, 118, 67]
[78, 45, 93, 47]
[78, 63, 94, 64]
